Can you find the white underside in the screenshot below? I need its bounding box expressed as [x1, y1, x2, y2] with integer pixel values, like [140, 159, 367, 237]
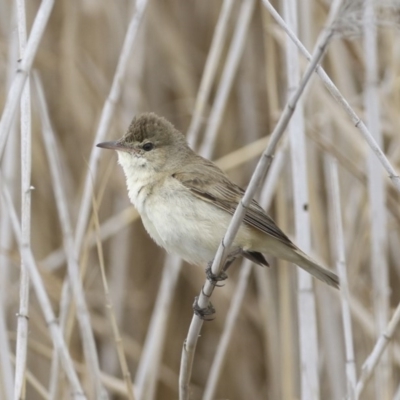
[117, 151, 254, 265]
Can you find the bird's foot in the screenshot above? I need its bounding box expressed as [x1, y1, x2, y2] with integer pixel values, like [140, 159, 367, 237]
[205, 264, 228, 286]
[192, 296, 215, 321]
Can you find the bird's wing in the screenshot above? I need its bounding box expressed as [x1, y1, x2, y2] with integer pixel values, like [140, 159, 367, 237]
[172, 159, 296, 249]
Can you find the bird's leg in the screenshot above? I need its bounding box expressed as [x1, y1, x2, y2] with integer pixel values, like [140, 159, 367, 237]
[192, 291, 215, 321]
[200, 254, 238, 318]
[206, 260, 230, 286]
[205, 255, 238, 285]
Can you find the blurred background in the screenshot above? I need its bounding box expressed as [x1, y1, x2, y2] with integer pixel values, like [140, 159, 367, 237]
[0, 0, 400, 399]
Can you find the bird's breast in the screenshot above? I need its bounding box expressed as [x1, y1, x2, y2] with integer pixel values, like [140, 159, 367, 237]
[122, 171, 254, 265]
[139, 178, 254, 265]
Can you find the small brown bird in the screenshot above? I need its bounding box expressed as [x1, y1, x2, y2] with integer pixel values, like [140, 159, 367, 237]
[97, 113, 339, 288]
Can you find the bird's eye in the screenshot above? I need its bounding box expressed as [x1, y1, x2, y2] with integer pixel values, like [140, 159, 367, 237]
[142, 142, 154, 151]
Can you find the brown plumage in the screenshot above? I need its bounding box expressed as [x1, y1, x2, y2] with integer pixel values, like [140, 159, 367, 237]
[98, 113, 339, 288]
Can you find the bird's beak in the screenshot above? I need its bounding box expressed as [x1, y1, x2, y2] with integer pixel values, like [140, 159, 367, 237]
[97, 141, 130, 152]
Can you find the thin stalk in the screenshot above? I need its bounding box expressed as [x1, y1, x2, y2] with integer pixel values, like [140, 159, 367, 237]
[14, 0, 32, 398]
[326, 155, 356, 398]
[34, 75, 108, 399]
[47, 284, 68, 400]
[355, 303, 400, 399]
[363, 0, 391, 397]
[0, 305, 13, 400]
[283, 0, 319, 397]
[0, 8, 18, 398]
[179, 1, 345, 398]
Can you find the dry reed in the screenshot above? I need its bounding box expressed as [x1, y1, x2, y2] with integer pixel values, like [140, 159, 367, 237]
[0, 1, 399, 399]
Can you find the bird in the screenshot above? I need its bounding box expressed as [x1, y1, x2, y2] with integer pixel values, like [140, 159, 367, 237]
[97, 113, 339, 289]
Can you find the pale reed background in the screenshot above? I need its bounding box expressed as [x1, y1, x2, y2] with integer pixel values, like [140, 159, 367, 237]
[0, 0, 400, 399]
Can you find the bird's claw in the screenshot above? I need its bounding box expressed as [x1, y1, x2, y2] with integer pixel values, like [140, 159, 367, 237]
[192, 296, 215, 321]
[205, 265, 228, 286]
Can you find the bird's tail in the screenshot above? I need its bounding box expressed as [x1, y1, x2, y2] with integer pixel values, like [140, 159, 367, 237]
[291, 249, 339, 288]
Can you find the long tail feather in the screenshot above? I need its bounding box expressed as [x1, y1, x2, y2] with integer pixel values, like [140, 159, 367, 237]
[293, 250, 339, 288]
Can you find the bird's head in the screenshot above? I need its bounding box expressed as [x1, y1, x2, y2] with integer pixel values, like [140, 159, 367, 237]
[97, 113, 190, 174]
